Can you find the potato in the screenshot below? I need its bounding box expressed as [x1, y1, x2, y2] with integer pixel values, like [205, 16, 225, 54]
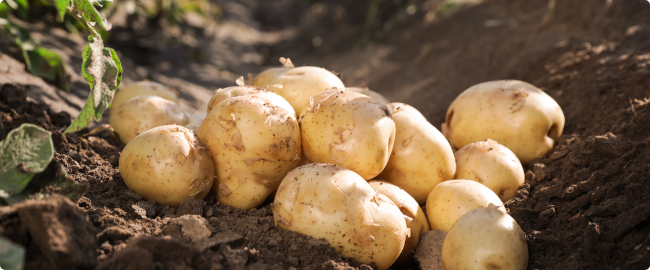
[207, 86, 295, 116]
[378, 103, 456, 204]
[347, 87, 390, 105]
[368, 180, 430, 266]
[442, 205, 528, 270]
[111, 81, 179, 113]
[425, 180, 505, 232]
[253, 67, 287, 88]
[455, 139, 525, 201]
[198, 95, 301, 210]
[442, 80, 565, 164]
[110, 95, 189, 144]
[268, 66, 345, 114]
[300, 89, 395, 180]
[274, 164, 408, 270]
[119, 125, 214, 206]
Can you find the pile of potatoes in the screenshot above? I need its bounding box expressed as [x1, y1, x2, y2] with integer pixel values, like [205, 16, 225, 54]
[111, 58, 565, 270]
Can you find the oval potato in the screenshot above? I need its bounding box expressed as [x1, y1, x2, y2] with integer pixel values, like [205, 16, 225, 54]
[253, 67, 287, 88]
[268, 66, 345, 114]
[207, 86, 295, 116]
[110, 95, 189, 144]
[111, 81, 179, 113]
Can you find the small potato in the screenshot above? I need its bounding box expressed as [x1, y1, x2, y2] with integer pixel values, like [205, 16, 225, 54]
[368, 181, 430, 266]
[274, 164, 408, 270]
[111, 81, 179, 113]
[198, 95, 301, 210]
[378, 103, 456, 204]
[347, 87, 390, 105]
[268, 66, 345, 114]
[300, 89, 395, 180]
[425, 180, 505, 232]
[207, 86, 295, 116]
[253, 67, 287, 88]
[110, 95, 189, 144]
[442, 80, 565, 164]
[119, 125, 214, 206]
[455, 139, 525, 201]
[442, 205, 528, 270]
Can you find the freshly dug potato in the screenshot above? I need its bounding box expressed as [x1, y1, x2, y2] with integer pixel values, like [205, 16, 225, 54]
[274, 164, 408, 270]
[368, 181, 430, 266]
[111, 81, 179, 113]
[347, 87, 390, 105]
[425, 180, 505, 232]
[207, 86, 295, 116]
[300, 89, 395, 180]
[119, 125, 214, 206]
[268, 66, 345, 114]
[110, 95, 189, 144]
[378, 103, 456, 204]
[442, 80, 564, 164]
[253, 67, 287, 88]
[442, 205, 528, 270]
[198, 95, 301, 210]
[455, 139, 525, 201]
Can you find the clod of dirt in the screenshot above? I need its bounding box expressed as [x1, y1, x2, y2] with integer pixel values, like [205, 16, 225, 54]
[413, 230, 447, 270]
[97, 236, 211, 270]
[177, 197, 206, 216]
[132, 201, 156, 218]
[7, 194, 97, 270]
[166, 215, 214, 242]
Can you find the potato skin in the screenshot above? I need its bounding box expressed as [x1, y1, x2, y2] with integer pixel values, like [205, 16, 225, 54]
[425, 180, 505, 232]
[274, 164, 407, 270]
[253, 67, 287, 88]
[443, 80, 565, 164]
[198, 95, 301, 210]
[110, 95, 189, 144]
[207, 86, 295, 116]
[347, 87, 390, 105]
[299, 89, 395, 180]
[111, 81, 179, 113]
[119, 125, 214, 207]
[455, 139, 525, 201]
[268, 66, 345, 114]
[368, 180, 430, 266]
[378, 103, 456, 204]
[442, 206, 528, 270]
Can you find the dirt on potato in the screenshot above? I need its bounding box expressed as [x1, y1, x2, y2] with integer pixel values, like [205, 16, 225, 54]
[2, 0, 650, 269]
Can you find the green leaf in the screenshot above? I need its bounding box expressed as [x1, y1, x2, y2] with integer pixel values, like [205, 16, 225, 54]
[0, 237, 25, 270]
[64, 36, 122, 133]
[54, 0, 71, 21]
[72, 0, 111, 30]
[0, 124, 54, 195]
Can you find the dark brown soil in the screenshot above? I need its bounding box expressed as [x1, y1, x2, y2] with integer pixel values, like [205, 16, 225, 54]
[2, 0, 650, 269]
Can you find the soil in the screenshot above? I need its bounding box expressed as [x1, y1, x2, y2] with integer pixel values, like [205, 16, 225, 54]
[2, 0, 650, 269]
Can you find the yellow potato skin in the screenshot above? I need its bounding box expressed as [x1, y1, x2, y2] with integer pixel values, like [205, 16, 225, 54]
[443, 80, 565, 164]
[253, 67, 287, 88]
[119, 125, 214, 207]
[347, 87, 390, 105]
[368, 180, 430, 266]
[299, 89, 395, 180]
[273, 164, 407, 270]
[268, 66, 345, 114]
[378, 103, 456, 204]
[455, 139, 525, 201]
[425, 180, 505, 232]
[207, 86, 295, 116]
[198, 95, 301, 210]
[442, 206, 528, 270]
[109, 95, 189, 144]
[111, 81, 179, 113]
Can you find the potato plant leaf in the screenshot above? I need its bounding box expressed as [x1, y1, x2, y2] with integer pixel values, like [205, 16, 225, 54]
[64, 35, 122, 133]
[0, 124, 54, 195]
[0, 236, 25, 270]
[53, 0, 71, 21]
[72, 0, 111, 30]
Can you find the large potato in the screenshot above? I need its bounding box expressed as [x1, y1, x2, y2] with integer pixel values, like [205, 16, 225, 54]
[378, 103, 456, 204]
[442, 80, 565, 164]
[347, 87, 390, 105]
[268, 66, 345, 114]
[455, 139, 525, 201]
[300, 89, 395, 180]
[368, 180, 430, 266]
[442, 205, 528, 270]
[198, 95, 301, 210]
[110, 95, 189, 144]
[274, 164, 408, 270]
[111, 81, 179, 113]
[207, 86, 295, 116]
[425, 180, 505, 232]
[119, 125, 214, 206]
